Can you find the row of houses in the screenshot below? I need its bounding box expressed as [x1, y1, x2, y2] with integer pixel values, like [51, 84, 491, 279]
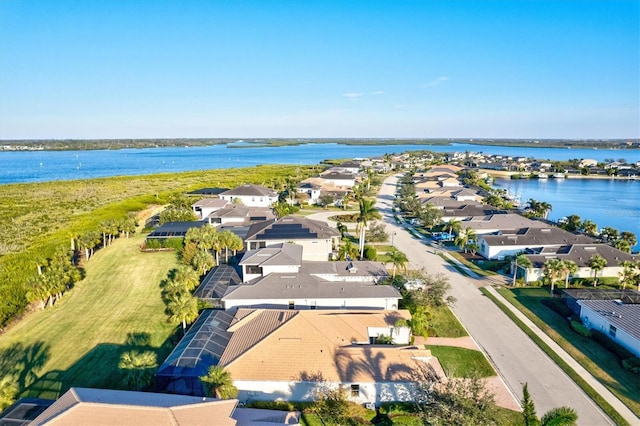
[411, 164, 640, 359]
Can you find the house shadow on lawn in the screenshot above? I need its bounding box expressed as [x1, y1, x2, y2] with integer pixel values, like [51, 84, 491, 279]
[21, 330, 181, 400]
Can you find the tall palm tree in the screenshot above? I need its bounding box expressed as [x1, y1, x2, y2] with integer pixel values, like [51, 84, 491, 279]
[200, 365, 238, 399]
[455, 227, 477, 254]
[118, 350, 158, 391]
[357, 197, 381, 259]
[387, 248, 408, 278]
[447, 219, 462, 240]
[167, 292, 199, 332]
[617, 260, 637, 290]
[561, 260, 578, 288]
[170, 265, 200, 291]
[192, 249, 215, 276]
[512, 254, 532, 286]
[337, 240, 359, 261]
[587, 254, 607, 287]
[544, 258, 564, 295]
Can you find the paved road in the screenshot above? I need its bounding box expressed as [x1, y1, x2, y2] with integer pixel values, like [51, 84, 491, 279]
[372, 176, 613, 425]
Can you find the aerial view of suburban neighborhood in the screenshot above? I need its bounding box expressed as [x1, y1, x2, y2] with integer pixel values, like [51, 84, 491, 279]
[1, 1, 639, 426]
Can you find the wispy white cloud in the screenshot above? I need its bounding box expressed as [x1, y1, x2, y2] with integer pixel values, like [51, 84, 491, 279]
[421, 77, 449, 88]
[342, 90, 384, 99]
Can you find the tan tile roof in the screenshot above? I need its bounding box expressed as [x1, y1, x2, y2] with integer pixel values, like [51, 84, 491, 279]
[31, 388, 237, 426]
[222, 310, 431, 383]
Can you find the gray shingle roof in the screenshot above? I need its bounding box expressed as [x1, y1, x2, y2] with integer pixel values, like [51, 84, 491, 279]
[220, 184, 277, 197]
[481, 227, 595, 247]
[525, 244, 638, 268]
[245, 216, 340, 241]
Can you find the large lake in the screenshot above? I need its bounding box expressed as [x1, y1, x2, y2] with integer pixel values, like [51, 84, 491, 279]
[1, 142, 639, 185]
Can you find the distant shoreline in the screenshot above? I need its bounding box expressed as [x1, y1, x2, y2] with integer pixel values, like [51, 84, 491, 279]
[2, 138, 639, 152]
[482, 169, 639, 181]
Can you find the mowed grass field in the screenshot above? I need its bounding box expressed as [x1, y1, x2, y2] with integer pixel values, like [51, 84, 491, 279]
[0, 233, 178, 400]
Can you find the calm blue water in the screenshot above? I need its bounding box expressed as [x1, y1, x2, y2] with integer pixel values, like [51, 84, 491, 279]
[1, 141, 638, 249]
[494, 177, 640, 250]
[1, 142, 638, 185]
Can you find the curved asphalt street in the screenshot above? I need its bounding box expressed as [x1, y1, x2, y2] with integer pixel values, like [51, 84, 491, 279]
[310, 175, 618, 425]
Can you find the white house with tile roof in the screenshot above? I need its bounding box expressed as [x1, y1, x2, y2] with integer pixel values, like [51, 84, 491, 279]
[219, 184, 278, 207]
[156, 309, 441, 404]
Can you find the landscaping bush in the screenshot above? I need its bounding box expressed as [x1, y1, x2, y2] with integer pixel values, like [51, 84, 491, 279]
[144, 239, 161, 250]
[363, 245, 377, 260]
[621, 357, 640, 375]
[541, 298, 574, 319]
[245, 400, 297, 411]
[570, 320, 592, 337]
[162, 238, 184, 250]
[591, 329, 635, 360]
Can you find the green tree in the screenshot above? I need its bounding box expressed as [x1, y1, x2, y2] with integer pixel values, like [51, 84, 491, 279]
[318, 194, 335, 209]
[617, 260, 638, 290]
[540, 407, 578, 426]
[167, 292, 199, 332]
[587, 254, 607, 287]
[356, 197, 381, 260]
[581, 219, 597, 236]
[599, 226, 619, 242]
[560, 215, 582, 232]
[337, 240, 359, 261]
[78, 230, 101, 261]
[620, 231, 637, 247]
[118, 350, 158, 391]
[544, 258, 564, 295]
[455, 227, 477, 254]
[521, 383, 538, 426]
[446, 219, 462, 240]
[365, 221, 389, 243]
[387, 248, 408, 278]
[512, 254, 532, 286]
[192, 249, 215, 276]
[169, 265, 200, 291]
[218, 230, 243, 263]
[0, 375, 18, 411]
[612, 239, 631, 253]
[418, 202, 443, 230]
[336, 222, 347, 239]
[311, 386, 351, 426]
[200, 365, 238, 399]
[561, 260, 578, 288]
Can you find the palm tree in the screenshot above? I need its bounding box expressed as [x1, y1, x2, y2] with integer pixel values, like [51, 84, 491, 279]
[170, 265, 201, 291]
[118, 350, 158, 391]
[455, 227, 477, 254]
[200, 365, 238, 399]
[521, 383, 537, 426]
[167, 292, 199, 332]
[540, 406, 578, 426]
[357, 197, 381, 259]
[561, 260, 578, 288]
[446, 219, 462, 240]
[617, 260, 638, 290]
[192, 249, 215, 276]
[337, 240, 359, 261]
[512, 254, 532, 286]
[218, 230, 243, 262]
[387, 248, 408, 278]
[581, 219, 597, 236]
[587, 254, 607, 287]
[544, 258, 564, 295]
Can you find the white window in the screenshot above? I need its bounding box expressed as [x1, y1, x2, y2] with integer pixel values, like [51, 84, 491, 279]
[350, 384, 360, 397]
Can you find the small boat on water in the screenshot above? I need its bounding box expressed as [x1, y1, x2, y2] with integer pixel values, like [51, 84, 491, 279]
[552, 173, 565, 179]
[537, 173, 548, 179]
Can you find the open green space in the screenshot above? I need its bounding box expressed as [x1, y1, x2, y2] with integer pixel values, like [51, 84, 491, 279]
[429, 304, 468, 338]
[0, 233, 178, 400]
[425, 345, 495, 378]
[496, 287, 640, 417]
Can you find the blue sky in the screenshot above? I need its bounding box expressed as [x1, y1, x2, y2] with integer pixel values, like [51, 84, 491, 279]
[0, 0, 638, 139]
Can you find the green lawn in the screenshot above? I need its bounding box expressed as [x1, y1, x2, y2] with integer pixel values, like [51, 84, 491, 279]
[0, 233, 178, 399]
[425, 345, 495, 378]
[429, 305, 468, 338]
[497, 287, 640, 417]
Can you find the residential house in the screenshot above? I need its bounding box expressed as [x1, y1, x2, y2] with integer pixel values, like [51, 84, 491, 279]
[192, 198, 230, 220]
[28, 388, 238, 426]
[207, 206, 276, 228]
[156, 308, 440, 404]
[461, 214, 548, 236]
[224, 243, 399, 310]
[519, 244, 638, 283]
[478, 227, 595, 260]
[319, 169, 357, 188]
[578, 300, 640, 357]
[244, 216, 340, 261]
[219, 184, 278, 207]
